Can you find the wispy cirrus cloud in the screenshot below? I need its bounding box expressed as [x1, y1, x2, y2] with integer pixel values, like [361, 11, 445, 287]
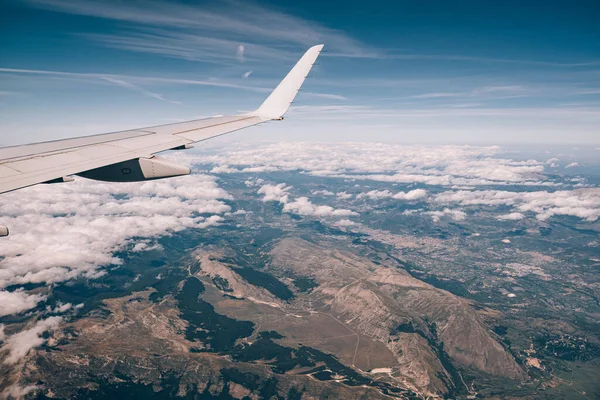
[101, 76, 182, 104]
[0, 67, 270, 93]
[21, 0, 379, 61]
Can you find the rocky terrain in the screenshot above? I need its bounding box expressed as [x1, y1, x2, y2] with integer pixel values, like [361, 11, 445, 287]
[2, 150, 599, 399]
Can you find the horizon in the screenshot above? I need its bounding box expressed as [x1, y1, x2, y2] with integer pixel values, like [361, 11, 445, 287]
[1, 0, 599, 146]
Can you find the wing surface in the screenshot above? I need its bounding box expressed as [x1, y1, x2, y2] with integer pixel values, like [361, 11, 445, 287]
[0, 44, 324, 194]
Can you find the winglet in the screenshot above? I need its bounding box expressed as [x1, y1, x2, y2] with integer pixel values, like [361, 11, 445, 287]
[253, 44, 324, 120]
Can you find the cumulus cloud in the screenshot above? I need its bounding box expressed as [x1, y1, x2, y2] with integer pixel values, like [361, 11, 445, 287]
[244, 178, 264, 187]
[434, 189, 600, 221]
[0, 290, 47, 318]
[0, 172, 231, 316]
[496, 212, 525, 221]
[2, 316, 62, 365]
[392, 189, 428, 200]
[336, 191, 353, 200]
[356, 190, 393, 200]
[283, 197, 358, 217]
[565, 162, 579, 168]
[425, 208, 467, 222]
[46, 302, 73, 314]
[210, 164, 239, 173]
[356, 188, 427, 201]
[334, 219, 356, 227]
[197, 142, 549, 187]
[311, 189, 334, 196]
[257, 183, 291, 203]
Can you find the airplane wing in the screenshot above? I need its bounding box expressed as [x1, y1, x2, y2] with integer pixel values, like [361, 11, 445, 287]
[0, 44, 324, 196]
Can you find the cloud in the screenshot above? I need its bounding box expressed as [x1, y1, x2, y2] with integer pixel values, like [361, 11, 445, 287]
[196, 142, 550, 187]
[23, 0, 376, 61]
[257, 183, 291, 203]
[496, 212, 525, 221]
[0, 324, 5, 341]
[301, 92, 348, 101]
[357, 189, 428, 200]
[210, 165, 240, 173]
[0, 68, 271, 94]
[283, 197, 358, 217]
[0, 170, 231, 316]
[241, 70, 253, 79]
[546, 157, 560, 168]
[334, 219, 356, 227]
[2, 316, 62, 365]
[336, 191, 353, 200]
[47, 302, 73, 314]
[565, 162, 579, 168]
[0, 290, 47, 318]
[311, 189, 334, 196]
[434, 189, 600, 221]
[101, 76, 181, 105]
[236, 44, 245, 62]
[392, 189, 428, 200]
[356, 190, 393, 200]
[425, 208, 467, 222]
[1, 384, 41, 400]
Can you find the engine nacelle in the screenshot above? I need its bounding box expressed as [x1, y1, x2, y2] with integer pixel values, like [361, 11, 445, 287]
[78, 156, 190, 182]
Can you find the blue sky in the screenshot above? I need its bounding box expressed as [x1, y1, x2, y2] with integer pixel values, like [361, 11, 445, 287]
[1, 0, 599, 145]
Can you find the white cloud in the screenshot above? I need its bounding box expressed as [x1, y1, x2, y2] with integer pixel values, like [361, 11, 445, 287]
[2, 316, 62, 365]
[356, 189, 393, 200]
[22, 0, 375, 65]
[236, 44, 245, 62]
[434, 189, 600, 221]
[334, 219, 356, 227]
[283, 197, 357, 217]
[0, 172, 231, 316]
[311, 189, 334, 196]
[425, 208, 467, 222]
[197, 142, 549, 187]
[392, 189, 428, 200]
[244, 178, 264, 187]
[336, 191, 353, 200]
[257, 183, 291, 203]
[0, 290, 47, 318]
[241, 70, 252, 79]
[47, 302, 73, 314]
[565, 162, 579, 168]
[210, 164, 239, 173]
[101, 76, 181, 104]
[0, 324, 5, 341]
[496, 212, 525, 221]
[340, 188, 428, 201]
[1, 384, 41, 400]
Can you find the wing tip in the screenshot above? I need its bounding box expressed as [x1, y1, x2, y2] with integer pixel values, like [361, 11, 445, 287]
[253, 44, 324, 120]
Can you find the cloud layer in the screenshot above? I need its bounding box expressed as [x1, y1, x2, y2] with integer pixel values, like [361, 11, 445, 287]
[434, 189, 600, 221]
[0, 172, 231, 317]
[199, 142, 549, 187]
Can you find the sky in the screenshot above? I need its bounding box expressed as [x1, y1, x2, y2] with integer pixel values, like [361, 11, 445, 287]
[0, 0, 599, 145]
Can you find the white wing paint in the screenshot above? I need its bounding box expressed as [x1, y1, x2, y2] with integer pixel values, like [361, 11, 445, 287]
[0, 44, 324, 195]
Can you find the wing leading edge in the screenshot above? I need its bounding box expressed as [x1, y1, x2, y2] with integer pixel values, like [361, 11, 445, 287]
[0, 44, 324, 195]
